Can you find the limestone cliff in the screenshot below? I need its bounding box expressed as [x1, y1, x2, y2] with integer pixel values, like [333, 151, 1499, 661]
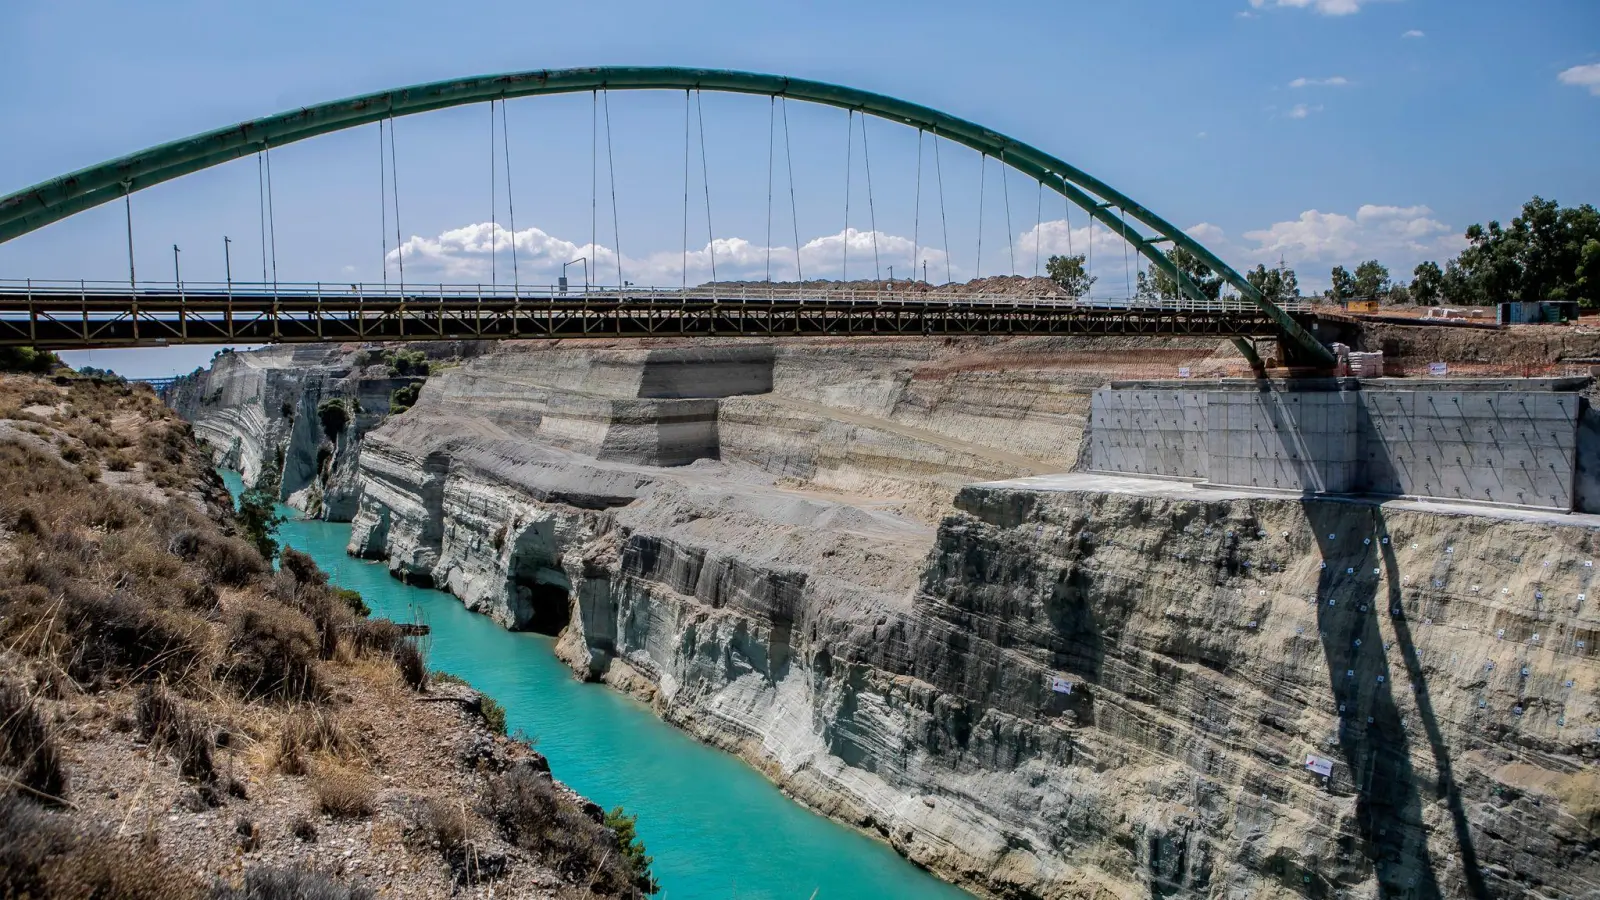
[185, 335, 1600, 899]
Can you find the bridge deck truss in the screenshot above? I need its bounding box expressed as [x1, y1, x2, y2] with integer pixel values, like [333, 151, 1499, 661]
[0, 283, 1297, 349]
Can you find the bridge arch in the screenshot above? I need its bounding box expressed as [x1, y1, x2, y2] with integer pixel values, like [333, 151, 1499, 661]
[0, 67, 1330, 364]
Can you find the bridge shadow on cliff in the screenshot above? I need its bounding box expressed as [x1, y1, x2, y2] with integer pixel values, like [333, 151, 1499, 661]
[1251, 385, 1487, 900]
[1293, 504, 1487, 898]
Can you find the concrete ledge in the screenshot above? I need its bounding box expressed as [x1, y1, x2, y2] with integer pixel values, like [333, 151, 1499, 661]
[1109, 376, 1592, 392]
[975, 472, 1600, 529]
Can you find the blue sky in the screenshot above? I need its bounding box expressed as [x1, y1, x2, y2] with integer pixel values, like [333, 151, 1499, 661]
[0, 0, 1594, 376]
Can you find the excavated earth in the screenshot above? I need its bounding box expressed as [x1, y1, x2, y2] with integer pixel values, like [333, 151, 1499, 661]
[173, 326, 1600, 900]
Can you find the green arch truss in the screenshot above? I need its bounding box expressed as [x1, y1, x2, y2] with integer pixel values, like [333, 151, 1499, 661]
[0, 66, 1331, 365]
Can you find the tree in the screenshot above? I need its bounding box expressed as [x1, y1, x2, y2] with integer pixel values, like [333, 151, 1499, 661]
[1447, 197, 1600, 306]
[1045, 254, 1095, 299]
[1135, 248, 1224, 303]
[1330, 266, 1356, 302]
[1411, 261, 1444, 306]
[1353, 260, 1392, 299]
[237, 485, 285, 561]
[1246, 262, 1300, 305]
[603, 806, 659, 894]
[317, 398, 350, 440]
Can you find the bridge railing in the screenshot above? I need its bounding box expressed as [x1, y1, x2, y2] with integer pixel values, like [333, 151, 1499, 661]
[0, 278, 1309, 314]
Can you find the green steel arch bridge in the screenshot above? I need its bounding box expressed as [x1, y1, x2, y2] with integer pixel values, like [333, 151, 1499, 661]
[0, 67, 1333, 366]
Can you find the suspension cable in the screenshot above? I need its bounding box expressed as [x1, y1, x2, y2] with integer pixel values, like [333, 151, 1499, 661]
[604, 88, 622, 286]
[500, 97, 519, 293]
[257, 152, 268, 286]
[681, 90, 690, 290]
[379, 120, 388, 288]
[841, 109, 853, 282]
[911, 129, 922, 285]
[781, 97, 802, 282]
[1034, 179, 1042, 278]
[389, 117, 405, 292]
[933, 131, 952, 284]
[1120, 206, 1131, 300]
[696, 89, 717, 286]
[1064, 188, 1074, 260]
[861, 111, 880, 282]
[764, 96, 775, 283]
[975, 152, 985, 278]
[489, 99, 497, 291]
[1087, 210, 1094, 302]
[264, 143, 279, 290]
[1001, 150, 1015, 276]
[589, 89, 597, 289]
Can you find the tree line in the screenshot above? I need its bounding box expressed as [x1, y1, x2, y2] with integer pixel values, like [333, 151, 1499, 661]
[1044, 196, 1599, 308]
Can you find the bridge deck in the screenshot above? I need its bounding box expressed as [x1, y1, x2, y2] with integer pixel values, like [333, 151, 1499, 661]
[0, 282, 1302, 349]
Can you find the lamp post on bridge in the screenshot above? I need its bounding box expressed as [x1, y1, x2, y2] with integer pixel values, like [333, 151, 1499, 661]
[561, 257, 588, 294]
[172, 244, 181, 288]
[223, 236, 232, 289]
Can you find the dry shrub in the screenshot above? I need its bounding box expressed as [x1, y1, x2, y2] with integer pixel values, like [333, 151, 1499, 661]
[485, 766, 646, 896]
[279, 548, 327, 587]
[313, 766, 375, 819]
[0, 680, 67, 804]
[269, 569, 356, 661]
[394, 640, 428, 691]
[352, 619, 402, 655]
[212, 866, 374, 900]
[420, 796, 470, 854]
[273, 709, 355, 776]
[171, 528, 268, 587]
[225, 601, 322, 702]
[135, 683, 216, 784]
[0, 796, 201, 899]
[57, 588, 210, 689]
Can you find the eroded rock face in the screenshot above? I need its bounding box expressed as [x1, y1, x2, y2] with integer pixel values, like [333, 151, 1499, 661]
[184, 334, 1599, 899]
[168, 344, 475, 515]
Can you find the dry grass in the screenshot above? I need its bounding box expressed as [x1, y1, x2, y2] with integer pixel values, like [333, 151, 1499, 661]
[0, 679, 66, 804]
[135, 682, 216, 785]
[273, 708, 358, 776]
[0, 796, 202, 899]
[312, 765, 376, 819]
[212, 866, 375, 900]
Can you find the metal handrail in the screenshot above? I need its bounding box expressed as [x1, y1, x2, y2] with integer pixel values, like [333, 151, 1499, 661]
[0, 278, 1310, 313]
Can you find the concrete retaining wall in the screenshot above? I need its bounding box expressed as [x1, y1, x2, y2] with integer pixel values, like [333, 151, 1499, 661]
[1086, 377, 1590, 512]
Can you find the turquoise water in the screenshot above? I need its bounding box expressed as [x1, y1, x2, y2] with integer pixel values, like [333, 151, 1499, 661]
[221, 471, 969, 900]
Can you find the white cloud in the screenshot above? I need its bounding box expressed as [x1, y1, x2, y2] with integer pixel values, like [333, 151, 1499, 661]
[1558, 63, 1600, 96]
[1215, 204, 1463, 288]
[1286, 103, 1322, 119]
[1289, 76, 1349, 88]
[386, 222, 954, 286]
[1402, 29, 1425, 38]
[1249, 0, 1393, 15]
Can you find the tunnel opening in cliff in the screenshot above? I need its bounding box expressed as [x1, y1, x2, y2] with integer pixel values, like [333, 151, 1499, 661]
[512, 576, 572, 635]
[506, 523, 572, 636]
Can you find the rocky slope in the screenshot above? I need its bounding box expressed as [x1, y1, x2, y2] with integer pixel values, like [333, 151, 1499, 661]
[181, 334, 1599, 899]
[0, 372, 653, 898]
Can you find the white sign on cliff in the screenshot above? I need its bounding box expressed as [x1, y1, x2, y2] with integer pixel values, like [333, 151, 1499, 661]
[1304, 755, 1334, 778]
[1050, 677, 1074, 694]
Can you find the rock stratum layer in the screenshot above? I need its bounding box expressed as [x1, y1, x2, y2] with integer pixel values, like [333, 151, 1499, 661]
[178, 333, 1600, 899]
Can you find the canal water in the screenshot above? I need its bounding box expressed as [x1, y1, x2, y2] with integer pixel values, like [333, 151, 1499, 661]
[220, 471, 970, 900]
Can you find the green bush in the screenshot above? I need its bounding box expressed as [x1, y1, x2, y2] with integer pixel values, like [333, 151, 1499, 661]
[0, 347, 61, 374]
[317, 398, 350, 439]
[481, 694, 507, 736]
[389, 382, 421, 414]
